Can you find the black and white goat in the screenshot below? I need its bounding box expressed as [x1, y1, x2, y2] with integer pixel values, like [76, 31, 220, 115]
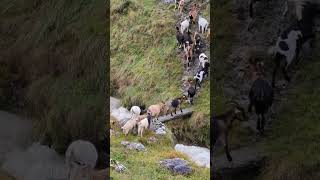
[194, 70, 205, 89]
[212, 101, 247, 162]
[270, 2, 318, 87]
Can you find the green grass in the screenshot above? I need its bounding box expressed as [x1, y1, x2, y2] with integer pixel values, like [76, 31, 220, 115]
[259, 35, 320, 180]
[0, 0, 106, 152]
[110, 117, 210, 179]
[111, 0, 210, 148]
[212, 0, 238, 114]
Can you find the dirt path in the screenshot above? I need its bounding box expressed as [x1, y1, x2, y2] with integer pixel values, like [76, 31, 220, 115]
[174, 1, 210, 96]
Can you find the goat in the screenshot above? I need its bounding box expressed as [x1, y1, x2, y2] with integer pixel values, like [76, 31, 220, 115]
[180, 17, 190, 34]
[183, 41, 193, 69]
[194, 70, 205, 89]
[165, 95, 187, 116]
[183, 30, 193, 50]
[137, 118, 149, 137]
[248, 0, 270, 18]
[175, 0, 180, 9]
[212, 101, 247, 162]
[198, 16, 209, 33]
[284, 0, 320, 21]
[248, 59, 273, 133]
[202, 61, 210, 79]
[65, 140, 98, 180]
[193, 32, 202, 55]
[147, 101, 167, 121]
[187, 83, 196, 105]
[270, 5, 317, 88]
[121, 117, 138, 136]
[178, 0, 185, 13]
[176, 26, 184, 48]
[198, 53, 209, 69]
[189, 3, 199, 24]
[130, 106, 141, 118]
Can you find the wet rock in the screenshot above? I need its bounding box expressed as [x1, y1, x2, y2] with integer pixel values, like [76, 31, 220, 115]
[159, 158, 192, 175]
[175, 144, 210, 168]
[160, 0, 175, 4]
[121, 141, 145, 151]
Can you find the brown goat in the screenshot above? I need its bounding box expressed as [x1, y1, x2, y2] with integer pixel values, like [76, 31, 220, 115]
[212, 101, 247, 162]
[147, 101, 167, 121]
[183, 41, 193, 69]
[189, 3, 199, 24]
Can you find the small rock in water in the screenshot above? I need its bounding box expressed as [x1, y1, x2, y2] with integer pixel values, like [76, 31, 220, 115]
[159, 158, 192, 175]
[121, 141, 145, 151]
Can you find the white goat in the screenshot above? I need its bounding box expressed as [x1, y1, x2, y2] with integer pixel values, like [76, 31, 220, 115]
[65, 140, 98, 180]
[137, 118, 149, 137]
[121, 117, 137, 136]
[198, 16, 209, 33]
[180, 18, 190, 34]
[284, 0, 320, 20]
[198, 53, 209, 68]
[130, 106, 141, 118]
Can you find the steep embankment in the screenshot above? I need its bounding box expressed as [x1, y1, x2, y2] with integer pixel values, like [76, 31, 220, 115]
[111, 0, 210, 147]
[0, 0, 106, 152]
[214, 0, 320, 179]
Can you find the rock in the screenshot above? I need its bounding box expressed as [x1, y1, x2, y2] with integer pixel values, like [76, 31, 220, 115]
[159, 158, 192, 175]
[147, 137, 157, 144]
[174, 144, 210, 168]
[110, 159, 127, 173]
[121, 141, 145, 151]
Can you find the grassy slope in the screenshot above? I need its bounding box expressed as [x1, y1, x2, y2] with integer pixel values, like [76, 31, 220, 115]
[110, 116, 210, 179]
[260, 35, 320, 180]
[0, 0, 106, 152]
[111, 0, 210, 147]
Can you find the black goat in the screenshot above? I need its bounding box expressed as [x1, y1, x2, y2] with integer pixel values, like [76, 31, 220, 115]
[165, 95, 187, 116]
[176, 26, 184, 48]
[248, 78, 273, 133]
[187, 83, 196, 105]
[212, 101, 247, 162]
[249, 0, 270, 18]
[202, 61, 210, 79]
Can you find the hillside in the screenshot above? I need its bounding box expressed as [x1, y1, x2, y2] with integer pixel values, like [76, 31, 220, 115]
[213, 0, 320, 179]
[111, 0, 210, 147]
[0, 0, 106, 153]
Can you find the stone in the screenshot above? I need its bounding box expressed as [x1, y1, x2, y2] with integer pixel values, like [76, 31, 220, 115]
[159, 158, 192, 175]
[121, 141, 145, 151]
[174, 144, 210, 168]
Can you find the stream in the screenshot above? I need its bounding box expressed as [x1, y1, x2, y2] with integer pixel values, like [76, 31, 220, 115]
[110, 96, 210, 168]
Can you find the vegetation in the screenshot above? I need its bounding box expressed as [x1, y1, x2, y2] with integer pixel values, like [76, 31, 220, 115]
[260, 34, 320, 180]
[110, 116, 210, 179]
[111, 0, 210, 147]
[0, 0, 106, 153]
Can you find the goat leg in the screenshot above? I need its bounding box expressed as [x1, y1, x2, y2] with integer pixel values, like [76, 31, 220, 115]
[261, 114, 266, 133]
[180, 106, 183, 113]
[248, 101, 252, 113]
[256, 116, 261, 131]
[224, 134, 232, 162]
[272, 63, 279, 88]
[282, 66, 290, 83]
